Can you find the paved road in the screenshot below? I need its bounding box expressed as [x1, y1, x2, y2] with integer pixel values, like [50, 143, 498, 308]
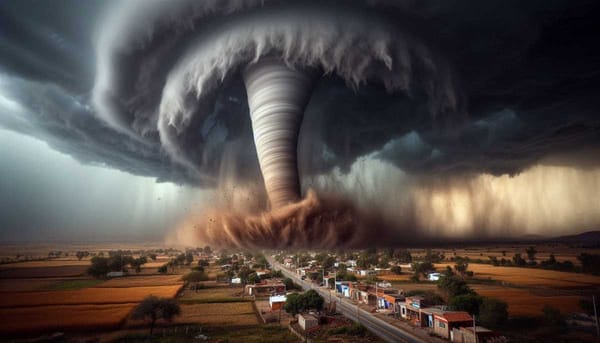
[268, 257, 427, 343]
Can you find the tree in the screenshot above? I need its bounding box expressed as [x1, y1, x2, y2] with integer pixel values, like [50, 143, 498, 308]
[182, 271, 209, 283]
[512, 253, 526, 266]
[304, 289, 324, 312]
[542, 305, 565, 327]
[322, 256, 336, 270]
[411, 261, 434, 281]
[185, 251, 194, 265]
[285, 293, 304, 317]
[76, 251, 88, 261]
[247, 272, 261, 284]
[454, 257, 469, 278]
[131, 296, 181, 335]
[479, 297, 508, 328]
[525, 246, 537, 264]
[87, 256, 110, 278]
[131, 256, 147, 273]
[393, 249, 412, 263]
[283, 277, 298, 291]
[449, 294, 483, 315]
[437, 274, 474, 300]
[158, 264, 168, 274]
[148, 253, 157, 261]
[203, 245, 212, 255]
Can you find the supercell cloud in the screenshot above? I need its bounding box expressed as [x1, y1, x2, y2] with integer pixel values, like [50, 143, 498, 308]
[1, 0, 600, 246]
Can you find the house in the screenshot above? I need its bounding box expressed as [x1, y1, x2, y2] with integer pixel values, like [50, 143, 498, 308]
[245, 280, 286, 296]
[377, 293, 405, 313]
[358, 269, 377, 277]
[349, 284, 370, 304]
[231, 277, 241, 284]
[451, 326, 503, 343]
[298, 314, 319, 331]
[269, 295, 287, 311]
[377, 281, 393, 288]
[428, 272, 442, 281]
[401, 296, 429, 326]
[335, 281, 351, 297]
[433, 312, 473, 340]
[106, 271, 124, 278]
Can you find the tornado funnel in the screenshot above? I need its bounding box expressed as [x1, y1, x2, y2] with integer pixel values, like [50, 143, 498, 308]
[243, 58, 313, 209]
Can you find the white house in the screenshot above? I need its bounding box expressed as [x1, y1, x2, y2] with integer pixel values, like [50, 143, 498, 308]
[428, 272, 442, 281]
[298, 314, 319, 330]
[231, 277, 241, 284]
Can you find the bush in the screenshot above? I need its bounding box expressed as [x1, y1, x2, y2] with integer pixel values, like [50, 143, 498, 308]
[479, 297, 508, 328]
[449, 294, 483, 315]
[390, 266, 402, 275]
[182, 271, 209, 283]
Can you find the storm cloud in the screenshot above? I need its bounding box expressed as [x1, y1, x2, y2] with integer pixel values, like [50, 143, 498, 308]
[1, 0, 600, 244]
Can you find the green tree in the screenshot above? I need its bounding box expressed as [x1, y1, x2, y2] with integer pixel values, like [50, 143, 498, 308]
[393, 249, 412, 263]
[449, 294, 483, 315]
[512, 253, 527, 266]
[525, 246, 537, 263]
[454, 257, 469, 278]
[283, 277, 298, 291]
[284, 293, 304, 317]
[322, 256, 336, 270]
[479, 297, 508, 328]
[304, 289, 324, 312]
[437, 274, 474, 300]
[185, 251, 194, 265]
[131, 296, 181, 335]
[87, 256, 110, 278]
[390, 266, 402, 275]
[247, 272, 261, 284]
[182, 271, 209, 283]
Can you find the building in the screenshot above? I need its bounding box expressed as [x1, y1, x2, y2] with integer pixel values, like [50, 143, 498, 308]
[358, 269, 377, 277]
[106, 271, 125, 278]
[428, 272, 442, 281]
[269, 295, 286, 311]
[335, 281, 351, 297]
[245, 280, 286, 296]
[451, 326, 503, 343]
[231, 277, 241, 284]
[401, 296, 429, 326]
[433, 312, 474, 340]
[298, 314, 319, 331]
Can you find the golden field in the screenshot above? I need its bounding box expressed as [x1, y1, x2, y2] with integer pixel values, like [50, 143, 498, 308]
[0, 285, 182, 307]
[471, 286, 584, 317]
[97, 275, 184, 288]
[435, 263, 600, 288]
[0, 304, 135, 334]
[174, 302, 258, 326]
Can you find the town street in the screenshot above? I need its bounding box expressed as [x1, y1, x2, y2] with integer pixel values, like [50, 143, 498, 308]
[267, 256, 427, 343]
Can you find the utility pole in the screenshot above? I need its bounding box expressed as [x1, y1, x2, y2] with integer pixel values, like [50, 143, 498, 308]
[593, 295, 599, 339]
[473, 314, 478, 343]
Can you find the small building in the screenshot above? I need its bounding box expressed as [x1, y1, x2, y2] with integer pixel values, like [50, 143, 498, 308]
[403, 296, 429, 327]
[231, 277, 241, 284]
[269, 295, 287, 311]
[335, 281, 351, 297]
[451, 326, 503, 343]
[298, 314, 319, 331]
[358, 269, 377, 277]
[377, 281, 393, 288]
[106, 271, 124, 278]
[245, 280, 286, 296]
[433, 312, 473, 340]
[428, 272, 442, 281]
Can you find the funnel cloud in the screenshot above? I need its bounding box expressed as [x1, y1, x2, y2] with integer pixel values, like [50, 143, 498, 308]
[1, 0, 600, 245]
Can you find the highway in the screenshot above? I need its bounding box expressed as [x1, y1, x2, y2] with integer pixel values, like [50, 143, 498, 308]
[268, 256, 427, 343]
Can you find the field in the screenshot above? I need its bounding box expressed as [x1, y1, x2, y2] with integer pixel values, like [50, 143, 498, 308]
[0, 304, 135, 333]
[434, 263, 600, 288]
[174, 302, 259, 326]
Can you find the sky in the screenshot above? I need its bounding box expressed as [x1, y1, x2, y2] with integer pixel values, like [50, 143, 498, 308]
[0, 0, 599, 245]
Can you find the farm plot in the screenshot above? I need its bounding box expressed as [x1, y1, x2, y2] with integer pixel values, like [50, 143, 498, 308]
[174, 302, 258, 326]
[0, 265, 87, 279]
[0, 285, 182, 307]
[435, 263, 600, 288]
[178, 286, 247, 303]
[471, 286, 584, 317]
[0, 303, 135, 334]
[97, 275, 183, 288]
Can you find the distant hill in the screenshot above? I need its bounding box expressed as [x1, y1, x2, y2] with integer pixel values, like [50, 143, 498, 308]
[548, 230, 600, 244]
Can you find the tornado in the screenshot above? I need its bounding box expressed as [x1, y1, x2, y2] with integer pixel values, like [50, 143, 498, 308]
[243, 58, 313, 209]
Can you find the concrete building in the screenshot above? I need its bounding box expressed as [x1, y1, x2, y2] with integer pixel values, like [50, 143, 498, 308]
[298, 314, 319, 331]
[245, 280, 285, 296]
[269, 294, 286, 310]
[451, 326, 503, 343]
[433, 312, 473, 340]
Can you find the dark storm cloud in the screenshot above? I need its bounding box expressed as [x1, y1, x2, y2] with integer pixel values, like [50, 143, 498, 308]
[0, 0, 599, 188]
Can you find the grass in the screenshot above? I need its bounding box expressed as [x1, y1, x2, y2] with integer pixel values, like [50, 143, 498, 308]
[47, 279, 104, 290]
